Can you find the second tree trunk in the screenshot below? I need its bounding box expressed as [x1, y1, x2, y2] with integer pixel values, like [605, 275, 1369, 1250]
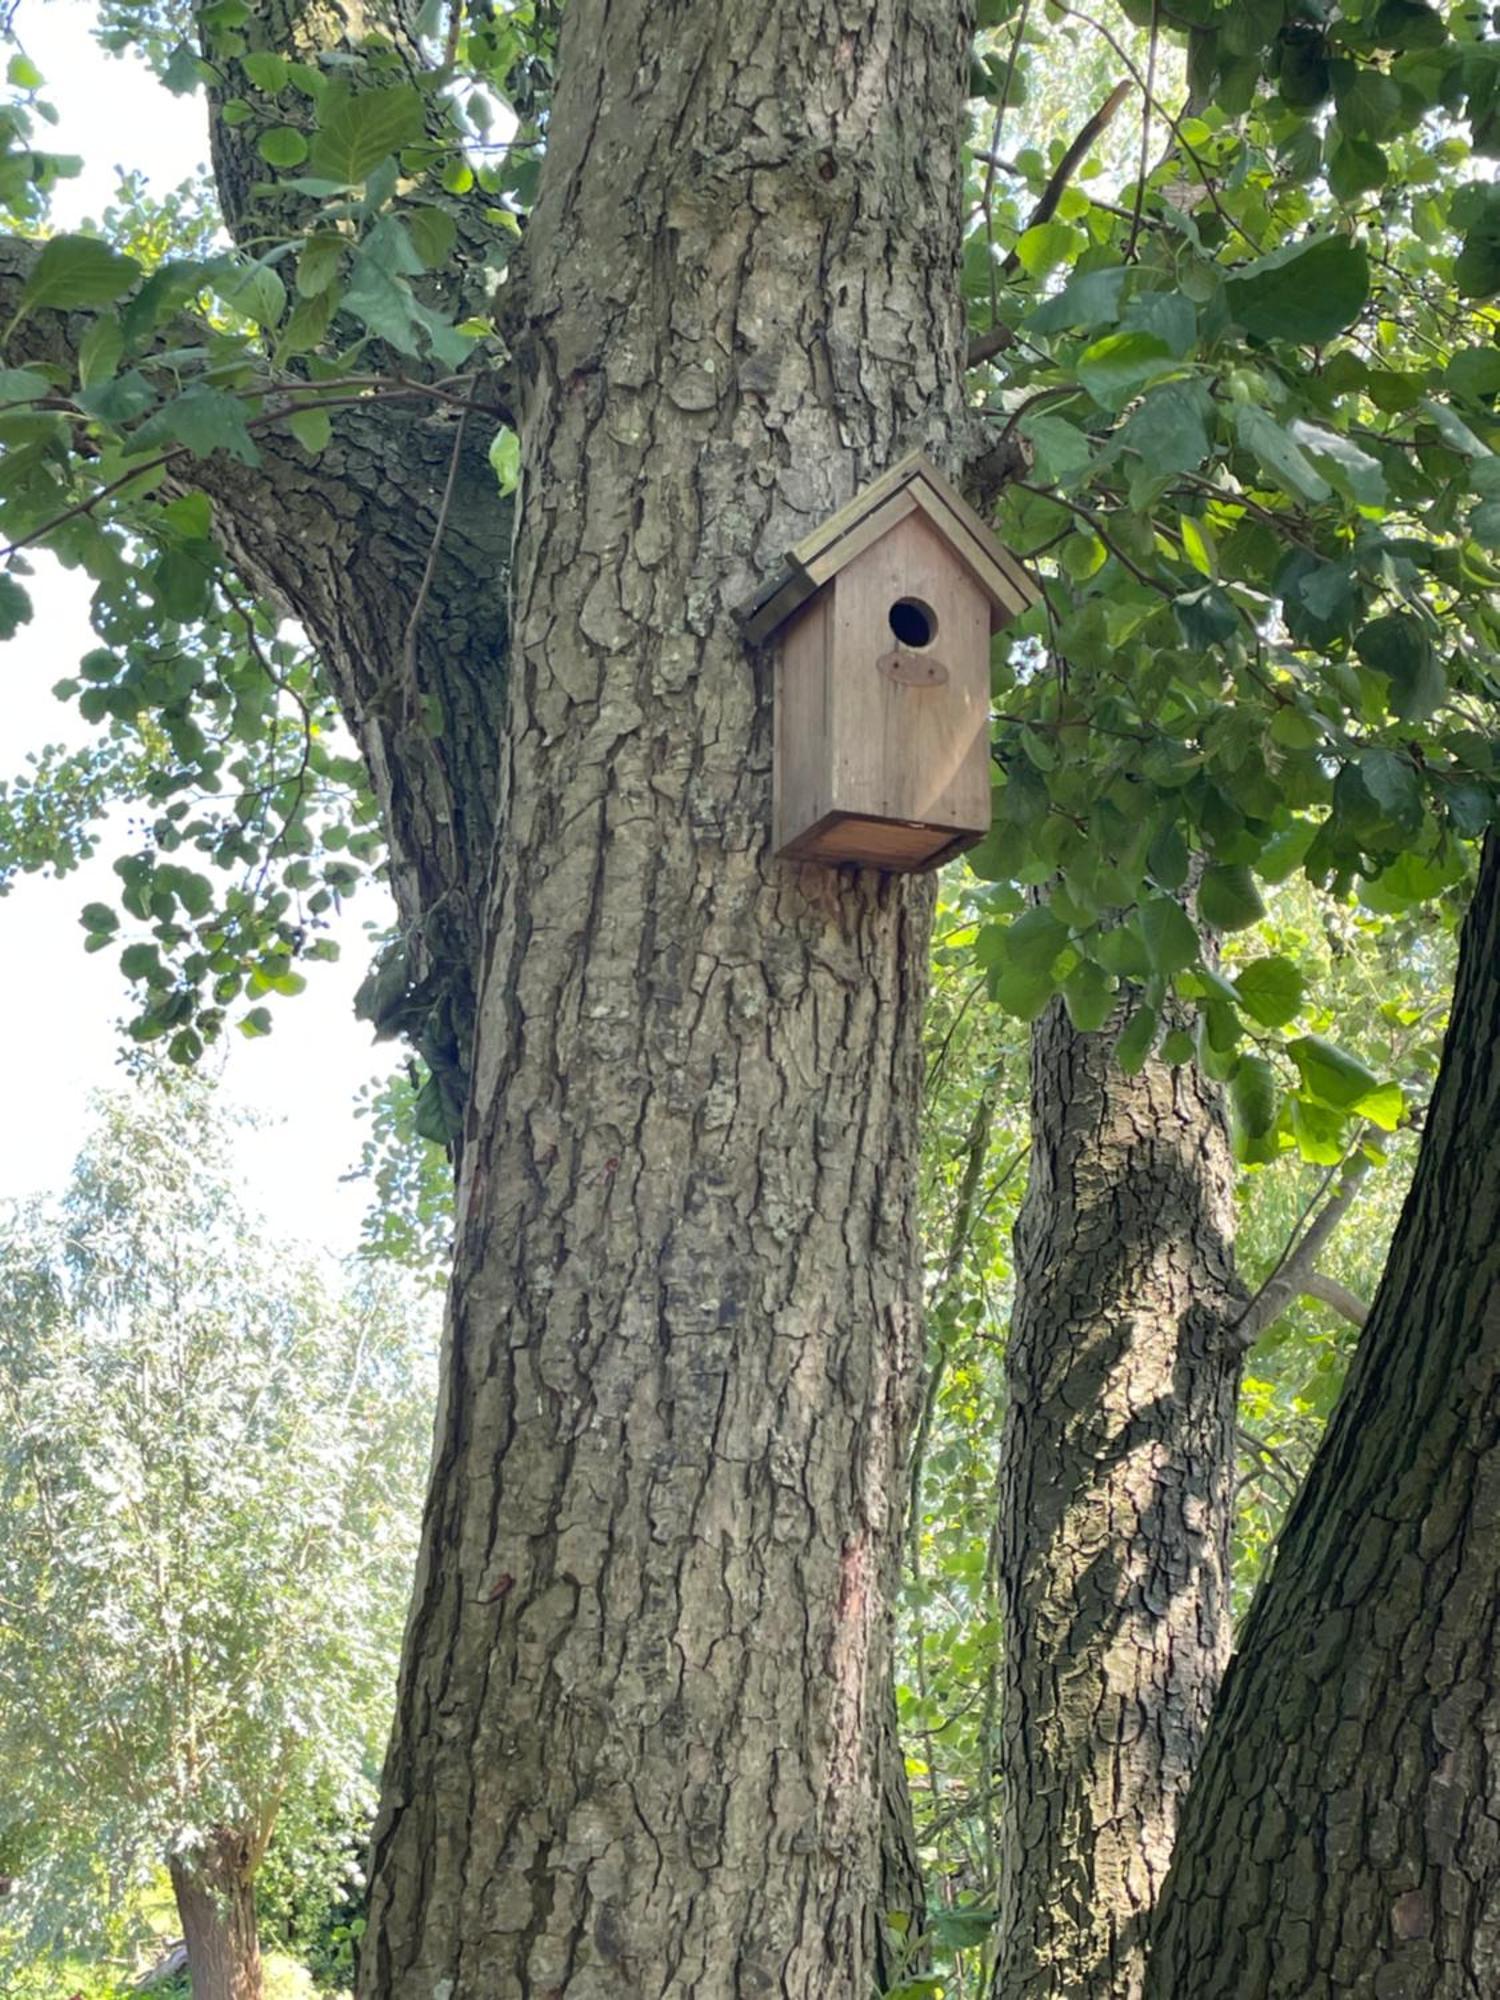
[994, 1000, 1243, 1999]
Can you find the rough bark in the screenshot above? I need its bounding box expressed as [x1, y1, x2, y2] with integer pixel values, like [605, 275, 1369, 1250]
[356, 5, 973, 1996]
[1143, 836, 1500, 2000]
[169, 1827, 264, 2000]
[993, 1000, 1244, 2000]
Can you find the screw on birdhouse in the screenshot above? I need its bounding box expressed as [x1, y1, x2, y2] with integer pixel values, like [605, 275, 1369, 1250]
[738, 452, 1039, 872]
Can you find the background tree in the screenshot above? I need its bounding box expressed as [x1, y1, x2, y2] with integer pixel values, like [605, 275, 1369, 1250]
[0, 1077, 434, 2000]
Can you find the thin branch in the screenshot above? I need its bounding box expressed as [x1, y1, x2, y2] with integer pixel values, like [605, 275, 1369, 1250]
[1127, 3, 1158, 261]
[1232, 1146, 1374, 1351]
[402, 397, 474, 692]
[1302, 1269, 1370, 1329]
[1000, 80, 1132, 277]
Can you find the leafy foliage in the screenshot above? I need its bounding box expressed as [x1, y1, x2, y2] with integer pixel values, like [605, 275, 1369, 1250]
[962, 0, 1495, 1176]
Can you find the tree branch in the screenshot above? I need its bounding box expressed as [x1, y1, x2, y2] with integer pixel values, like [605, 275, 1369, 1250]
[965, 81, 1131, 369]
[1302, 1270, 1371, 1329]
[1232, 1149, 1374, 1351]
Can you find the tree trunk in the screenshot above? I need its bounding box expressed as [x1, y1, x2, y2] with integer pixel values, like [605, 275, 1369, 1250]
[1143, 836, 1500, 2000]
[169, 1828, 263, 2000]
[358, 5, 972, 1995]
[993, 999, 1244, 2000]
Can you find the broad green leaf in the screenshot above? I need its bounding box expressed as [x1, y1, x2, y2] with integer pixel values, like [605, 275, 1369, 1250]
[1288, 1034, 1381, 1109]
[287, 405, 332, 454]
[1198, 863, 1265, 932]
[1014, 221, 1081, 277]
[1234, 956, 1305, 1028]
[1140, 894, 1199, 974]
[307, 82, 425, 184]
[1077, 330, 1177, 411]
[258, 127, 309, 167]
[134, 386, 261, 466]
[1237, 407, 1332, 503]
[1354, 613, 1444, 722]
[1062, 959, 1115, 1032]
[1231, 1054, 1279, 1138]
[1223, 235, 1369, 345]
[1115, 1002, 1158, 1074]
[408, 205, 458, 271]
[77, 315, 123, 389]
[18, 234, 141, 313]
[0, 574, 33, 638]
[1354, 1081, 1405, 1130]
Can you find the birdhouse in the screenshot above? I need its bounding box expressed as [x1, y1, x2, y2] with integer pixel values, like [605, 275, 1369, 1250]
[740, 451, 1038, 872]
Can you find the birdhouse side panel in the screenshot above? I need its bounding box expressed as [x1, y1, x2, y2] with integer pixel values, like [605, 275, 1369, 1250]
[826, 515, 992, 838]
[772, 592, 834, 858]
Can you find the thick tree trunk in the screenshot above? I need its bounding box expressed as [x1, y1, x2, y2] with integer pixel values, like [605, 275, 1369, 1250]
[1143, 837, 1500, 2000]
[359, 5, 972, 1995]
[993, 1000, 1243, 2000]
[169, 1828, 263, 2000]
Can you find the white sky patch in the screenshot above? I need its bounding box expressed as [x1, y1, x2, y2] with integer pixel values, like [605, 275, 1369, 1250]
[0, 1, 406, 1257]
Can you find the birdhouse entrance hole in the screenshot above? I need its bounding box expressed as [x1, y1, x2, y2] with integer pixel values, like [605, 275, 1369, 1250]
[889, 597, 937, 648]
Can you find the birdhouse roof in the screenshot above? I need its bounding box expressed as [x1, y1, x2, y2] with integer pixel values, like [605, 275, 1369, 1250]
[739, 450, 1038, 646]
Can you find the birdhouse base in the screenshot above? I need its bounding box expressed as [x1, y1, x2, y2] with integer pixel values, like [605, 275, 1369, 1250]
[776, 810, 980, 874]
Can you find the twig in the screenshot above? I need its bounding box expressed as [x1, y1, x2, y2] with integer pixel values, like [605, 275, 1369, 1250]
[1301, 1270, 1370, 1329]
[1127, 3, 1158, 261]
[1013, 480, 1174, 595]
[402, 398, 473, 692]
[1232, 1145, 1374, 1351]
[1000, 80, 1132, 276]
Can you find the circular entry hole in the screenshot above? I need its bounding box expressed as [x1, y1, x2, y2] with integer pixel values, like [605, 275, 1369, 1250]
[888, 597, 938, 649]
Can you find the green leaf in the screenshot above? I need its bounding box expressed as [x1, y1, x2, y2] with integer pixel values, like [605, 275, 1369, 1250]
[1223, 235, 1369, 345]
[19, 235, 141, 313]
[1357, 745, 1422, 825]
[1115, 1003, 1158, 1074]
[407, 205, 458, 271]
[1231, 1054, 1279, 1138]
[80, 902, 119, 935]
[307, 82, 425, 184]
[1236, 407, 1332, 503]
[287, 405, 332, 454]
[1354, 613, 1444, 722]
[135, 386, 261, 467]
[258, 127, 309, 167]
[241, 50, 290, 91]
[1350, 1080, 1403, 1131]
[1140, 894, 1199, 975]
[931, 1907, 1000, 1950]
[1077, 330, 1177, 411]
[988, 905, 1070, 1019]
[1062, 959, 1116, 1032]
[1198, 863, 1265, 932]
[1234, 956, 1305, 1028]
[0, 574, 32, 639]
[296, 233, 343, 298]
[77, 315, 124, 389]
[1288, 1034, 1381, 1108]
[1119, 383, 1212, 479]
[1014, 220, 1082, 277]
[489, 426, 520, 493]
[216, 258, 286, 330]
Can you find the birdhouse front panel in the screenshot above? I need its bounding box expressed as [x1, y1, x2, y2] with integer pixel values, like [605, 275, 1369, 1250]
[832, 512, 992, 835]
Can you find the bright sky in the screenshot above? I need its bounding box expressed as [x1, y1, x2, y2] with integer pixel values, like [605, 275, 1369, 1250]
[0, 2, 406, 1255]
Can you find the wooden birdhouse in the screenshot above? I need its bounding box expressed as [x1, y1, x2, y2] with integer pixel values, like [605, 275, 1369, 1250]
[741, 451, 1038, 872]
